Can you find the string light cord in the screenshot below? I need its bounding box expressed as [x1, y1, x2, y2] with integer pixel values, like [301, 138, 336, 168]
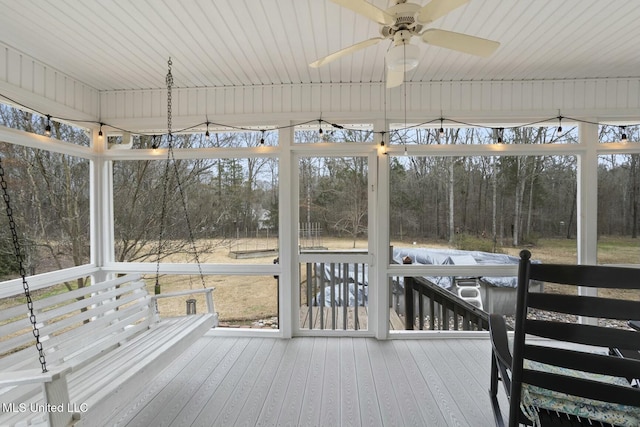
[1, 91, 638, 143]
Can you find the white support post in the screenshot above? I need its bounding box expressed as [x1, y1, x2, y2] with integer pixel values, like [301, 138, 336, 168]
[577, 120, 599, 265]
[577, 120, 599, 324]
[373, 118, 390, 340]
[91, 127, 109, 284]
[278, 122, 294, 338]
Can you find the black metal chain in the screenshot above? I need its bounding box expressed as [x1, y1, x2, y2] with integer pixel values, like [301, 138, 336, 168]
[155, 58, 206, 290]
[168, 151, 206, 287]
[0, 157, 47, 372]
[155, 58, 174, 294]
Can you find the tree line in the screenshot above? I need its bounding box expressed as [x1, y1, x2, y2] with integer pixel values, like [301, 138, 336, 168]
[0, 105, 638, 281]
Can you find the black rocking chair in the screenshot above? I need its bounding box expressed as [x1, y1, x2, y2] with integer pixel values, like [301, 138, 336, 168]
[489, 250, 640, 426]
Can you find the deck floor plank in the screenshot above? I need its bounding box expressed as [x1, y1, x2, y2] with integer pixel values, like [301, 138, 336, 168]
[231, 338, 289, 426]
[167, 338, 252, 426]
[116, 335, 499, 427]
[391, 340, 450, 426]
[254, 338, 304, 426]
[430, 339, 497, 424]
[298, 338, 328, 426]
[192, 338, 269, 426]
[365, 339, 404, 426]
[353, 338, 385, 427]
[319, 338, 341, 427]
[404, 339, 469, 427]
[203, 338, 277, 427]
[276, 337, 314, 426]
[338, 337, 362, 427]
[375, 339, 427, 427]
[110, 335, 216, 426]
[418, 339, 492, 426]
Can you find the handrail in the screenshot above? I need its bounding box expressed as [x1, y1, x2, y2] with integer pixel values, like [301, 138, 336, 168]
[404, 275, 490, 331]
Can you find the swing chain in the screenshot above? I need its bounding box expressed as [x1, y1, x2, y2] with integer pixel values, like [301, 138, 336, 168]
[155, 58, 174, 294]
[166, 57, 173, 146]
[155, 57, 206, 291]
[0, 157, 47, 372]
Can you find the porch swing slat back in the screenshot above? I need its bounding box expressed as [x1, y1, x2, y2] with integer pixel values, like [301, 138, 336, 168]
[0, 273, 218, 427]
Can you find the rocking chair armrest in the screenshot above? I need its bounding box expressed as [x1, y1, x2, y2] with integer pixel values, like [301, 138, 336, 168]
[0, 365, 71, 387]
[489, 313, 512, 368]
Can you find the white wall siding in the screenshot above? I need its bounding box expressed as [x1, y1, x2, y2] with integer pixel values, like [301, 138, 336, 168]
[98, 78, 640, 131]
[0, 43, 99, 122]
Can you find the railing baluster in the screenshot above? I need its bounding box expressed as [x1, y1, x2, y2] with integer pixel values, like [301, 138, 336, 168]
[429, 296, 435, 330]
[342, 263, 348, 330]
[330, 262, 336, 330]
[400, 273, 490, 331]
[319, 262, 325, 330]
[354, 263, 359, 330]
[405, 277, 414, 330]
[453, 306, 458, 330]
[418, 290, 424, 330]
[307, 262, 313, 329]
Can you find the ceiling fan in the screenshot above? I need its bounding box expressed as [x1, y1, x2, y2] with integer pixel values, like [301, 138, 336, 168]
[309, 0, 500, 88]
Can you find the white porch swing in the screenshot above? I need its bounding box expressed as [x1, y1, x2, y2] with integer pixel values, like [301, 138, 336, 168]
[0, 60, 218, 427]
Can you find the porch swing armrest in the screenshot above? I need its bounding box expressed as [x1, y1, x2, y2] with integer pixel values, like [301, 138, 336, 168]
[151, 287, 216, 313]
[0, 365, 71, 387]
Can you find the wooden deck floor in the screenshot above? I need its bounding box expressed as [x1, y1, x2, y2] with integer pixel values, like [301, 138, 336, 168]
[103, 335, 503, 427]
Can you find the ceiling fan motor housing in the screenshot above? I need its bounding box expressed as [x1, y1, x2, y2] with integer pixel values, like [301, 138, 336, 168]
[380, 2, 423, 38]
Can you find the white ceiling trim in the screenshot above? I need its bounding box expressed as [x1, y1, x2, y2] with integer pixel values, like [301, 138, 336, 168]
[97, 78, 640, 132]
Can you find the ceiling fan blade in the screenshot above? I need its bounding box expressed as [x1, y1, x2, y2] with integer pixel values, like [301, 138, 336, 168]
[330, 0, 395, 25]
[417, 0, 468, 23]
[421, 29, 499, 57]
[386, 69, 404, 88]
[309, 37, 384, 68]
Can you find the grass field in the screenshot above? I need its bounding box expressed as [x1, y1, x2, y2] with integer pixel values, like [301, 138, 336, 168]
[2, 236, 639, 328]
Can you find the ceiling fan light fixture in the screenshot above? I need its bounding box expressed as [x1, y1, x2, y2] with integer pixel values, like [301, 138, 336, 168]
[386, 43, 420, 72]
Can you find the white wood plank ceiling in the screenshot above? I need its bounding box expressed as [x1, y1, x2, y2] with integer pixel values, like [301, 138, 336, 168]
[0, 0, 639, 92]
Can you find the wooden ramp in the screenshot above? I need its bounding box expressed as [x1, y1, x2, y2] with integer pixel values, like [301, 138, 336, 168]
[299, 306, 407, 331]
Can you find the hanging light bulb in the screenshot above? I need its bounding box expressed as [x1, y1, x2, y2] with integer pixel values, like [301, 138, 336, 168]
[557, 116, 563, 133]
[260, 130, 265, 145]
[98, 123, 104, 139]
[379, 131, 387, 155]
[439, 118, 445, 138]
[151, 135, 158, 149]
[318, 119, 323, 136]
[497, 128, 504, 144]
[621, 126, 628, 143]
[205, 122, 210, 142]
[44, 115, 52, 137]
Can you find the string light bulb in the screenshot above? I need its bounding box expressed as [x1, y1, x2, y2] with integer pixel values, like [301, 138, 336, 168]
[439, 118, 445, 138]
[260, 129, 265, 145]
[318, 119, 323, 136]
[44, 115, 52, 137]
[205, 121, 210, 142]
[621, 126, 628, 143]
[98, 123, 103, 139]
[497, 127, 504, 144]
[379, 133, 387, 155]
[151, 135, 158, 149]
[557, 116, 563, 133]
